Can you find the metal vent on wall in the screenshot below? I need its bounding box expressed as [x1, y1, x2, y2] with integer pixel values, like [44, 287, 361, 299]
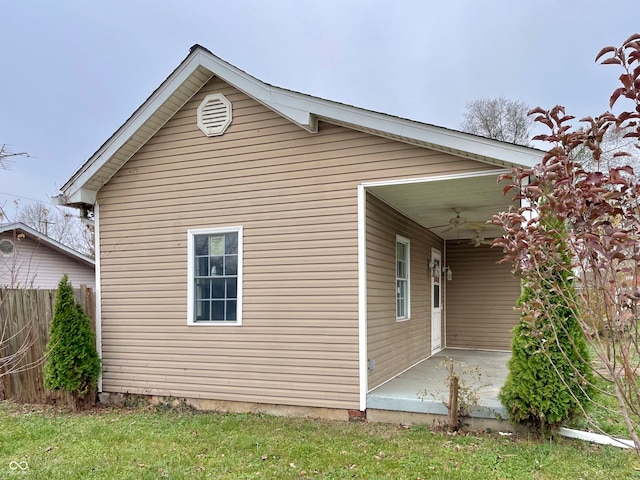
[197, 93, 232, 137]
[0, 239, 14, 257]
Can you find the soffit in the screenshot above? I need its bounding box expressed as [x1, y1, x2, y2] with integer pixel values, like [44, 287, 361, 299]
[367, 174, 516, 241]
[80, 65, 214, 194]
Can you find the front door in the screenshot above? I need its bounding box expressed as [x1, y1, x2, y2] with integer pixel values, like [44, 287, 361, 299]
[431, 248, 442, 353]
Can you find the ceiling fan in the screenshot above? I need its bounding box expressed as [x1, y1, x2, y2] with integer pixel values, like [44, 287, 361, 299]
[468, 226, 494, 247]
[430, 208, 485, 233]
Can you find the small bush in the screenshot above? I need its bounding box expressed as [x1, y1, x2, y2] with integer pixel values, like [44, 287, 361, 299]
[44, 274, 100, 409]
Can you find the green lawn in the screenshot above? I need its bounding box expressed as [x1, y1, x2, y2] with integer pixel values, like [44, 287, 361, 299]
[568, 374, 636, 438]
[1, 401, 637, 479]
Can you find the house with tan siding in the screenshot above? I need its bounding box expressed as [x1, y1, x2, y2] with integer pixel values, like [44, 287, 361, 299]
[0, 222, 95, 289]
[58, 45, 541, 421]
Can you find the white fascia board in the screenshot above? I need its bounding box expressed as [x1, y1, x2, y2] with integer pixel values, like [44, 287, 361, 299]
[66, 188, 97, 206]
[62, 49, 317, 202]
[199, 51, 540, 168]
[197, 54, 317, 132]
[62, 46, 541, 203]
[308, 102, 542, 168]
[361, 168, 510, 188]
[270, 103, 316, 130]
[199, 51, 541, 167]
[62, 52, 213, 199]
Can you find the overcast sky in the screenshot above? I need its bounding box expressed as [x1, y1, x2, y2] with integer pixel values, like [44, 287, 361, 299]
[0, 1, 636, 221]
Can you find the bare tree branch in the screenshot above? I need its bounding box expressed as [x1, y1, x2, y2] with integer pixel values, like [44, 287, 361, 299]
[16, 202, 95, 258]
[0, 144, 29, 170]
[461, 97, 534, 146]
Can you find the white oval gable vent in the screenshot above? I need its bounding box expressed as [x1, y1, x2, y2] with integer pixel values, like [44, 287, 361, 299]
[0, 239, 14, 257]
[197, 93, 232, 137]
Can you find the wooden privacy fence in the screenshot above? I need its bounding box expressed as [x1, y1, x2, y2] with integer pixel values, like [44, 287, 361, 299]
[0, 286, 95, 404]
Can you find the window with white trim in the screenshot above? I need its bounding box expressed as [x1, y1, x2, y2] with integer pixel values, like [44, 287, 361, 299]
[396, 235, 410, 320]
[188, 227, 243, 325]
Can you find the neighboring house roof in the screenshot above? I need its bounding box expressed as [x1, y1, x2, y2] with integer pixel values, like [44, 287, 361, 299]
[59, 44, 542, 207]
[0, 222, 95, 268]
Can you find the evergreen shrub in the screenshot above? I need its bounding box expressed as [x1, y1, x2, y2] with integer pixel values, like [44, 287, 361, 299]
[499, 270, 593, 432]
[44, 274, 100, 407]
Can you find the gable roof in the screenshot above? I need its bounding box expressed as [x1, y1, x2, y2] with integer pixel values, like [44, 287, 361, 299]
[0, 222, 95, 268]
[59, 45, 542, 207]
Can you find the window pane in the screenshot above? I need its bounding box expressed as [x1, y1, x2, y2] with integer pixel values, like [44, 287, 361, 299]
[196, 279, 211, 300]
[397, 242, 405, 260]
[195, 300, 210, 321]
[433, 285, 440, 308]
[210, 256, 223, 276]
[196, 257, 209, 276]
[397, 260, 406, 279]
[212, 301, 225, 321]
[227, 278, 237, 299]
[195, 235, 209, 255]
[398, 280, 406, 300]
[225, 232, 238, 254]
[226, 300, 237, 321]
[225, 255, 238, 276]
[212, 278, 225, 299]
[397, 280, 407, 317]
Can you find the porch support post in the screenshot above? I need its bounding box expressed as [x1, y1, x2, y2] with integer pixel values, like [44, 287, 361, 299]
[357, 184, 368, 411]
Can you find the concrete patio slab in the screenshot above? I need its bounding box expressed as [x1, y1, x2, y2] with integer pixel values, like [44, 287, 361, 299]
[367, 349, 510, 419]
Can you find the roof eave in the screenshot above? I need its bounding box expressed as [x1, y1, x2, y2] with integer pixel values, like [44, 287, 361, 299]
[315, 112, 543, 169]
[61, 49, 216, 205]
[0, 222, 95, 268]
[60, 46, 542, 206]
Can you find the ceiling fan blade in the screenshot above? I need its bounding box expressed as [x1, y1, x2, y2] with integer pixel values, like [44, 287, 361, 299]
[471, 237, 496, 247]
[462, 221, 488, 231]
[430, 209, 486, 233]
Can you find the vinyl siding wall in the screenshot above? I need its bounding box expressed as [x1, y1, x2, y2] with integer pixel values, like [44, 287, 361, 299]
[366, 194, 443, 389]
[97, 76, 498, 410]
[445, 241, 520, 350]
[0, 232, 95, 289]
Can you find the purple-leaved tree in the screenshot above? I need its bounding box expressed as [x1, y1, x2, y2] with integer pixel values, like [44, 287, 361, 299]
[494, 33, 640, 448]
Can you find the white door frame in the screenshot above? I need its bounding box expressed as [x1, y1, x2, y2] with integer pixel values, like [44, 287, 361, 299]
[431, 247, 442, 354]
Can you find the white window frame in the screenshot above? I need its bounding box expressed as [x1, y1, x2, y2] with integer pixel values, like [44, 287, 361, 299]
[396, 234, 410, 321]
[187, 226, 243, 326]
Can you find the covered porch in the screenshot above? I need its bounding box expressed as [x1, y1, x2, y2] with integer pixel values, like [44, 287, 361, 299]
[361, 170, 521, 420]
[367, 349, 510, 420]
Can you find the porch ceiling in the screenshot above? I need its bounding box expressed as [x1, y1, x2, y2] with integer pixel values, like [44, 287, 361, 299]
[367, 173, 516, 241]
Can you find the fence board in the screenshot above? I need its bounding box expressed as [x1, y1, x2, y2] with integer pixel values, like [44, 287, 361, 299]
[0, 286, 95, 405]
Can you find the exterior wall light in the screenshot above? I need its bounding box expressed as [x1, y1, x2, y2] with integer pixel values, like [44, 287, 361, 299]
[443, 266, 453, 281]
